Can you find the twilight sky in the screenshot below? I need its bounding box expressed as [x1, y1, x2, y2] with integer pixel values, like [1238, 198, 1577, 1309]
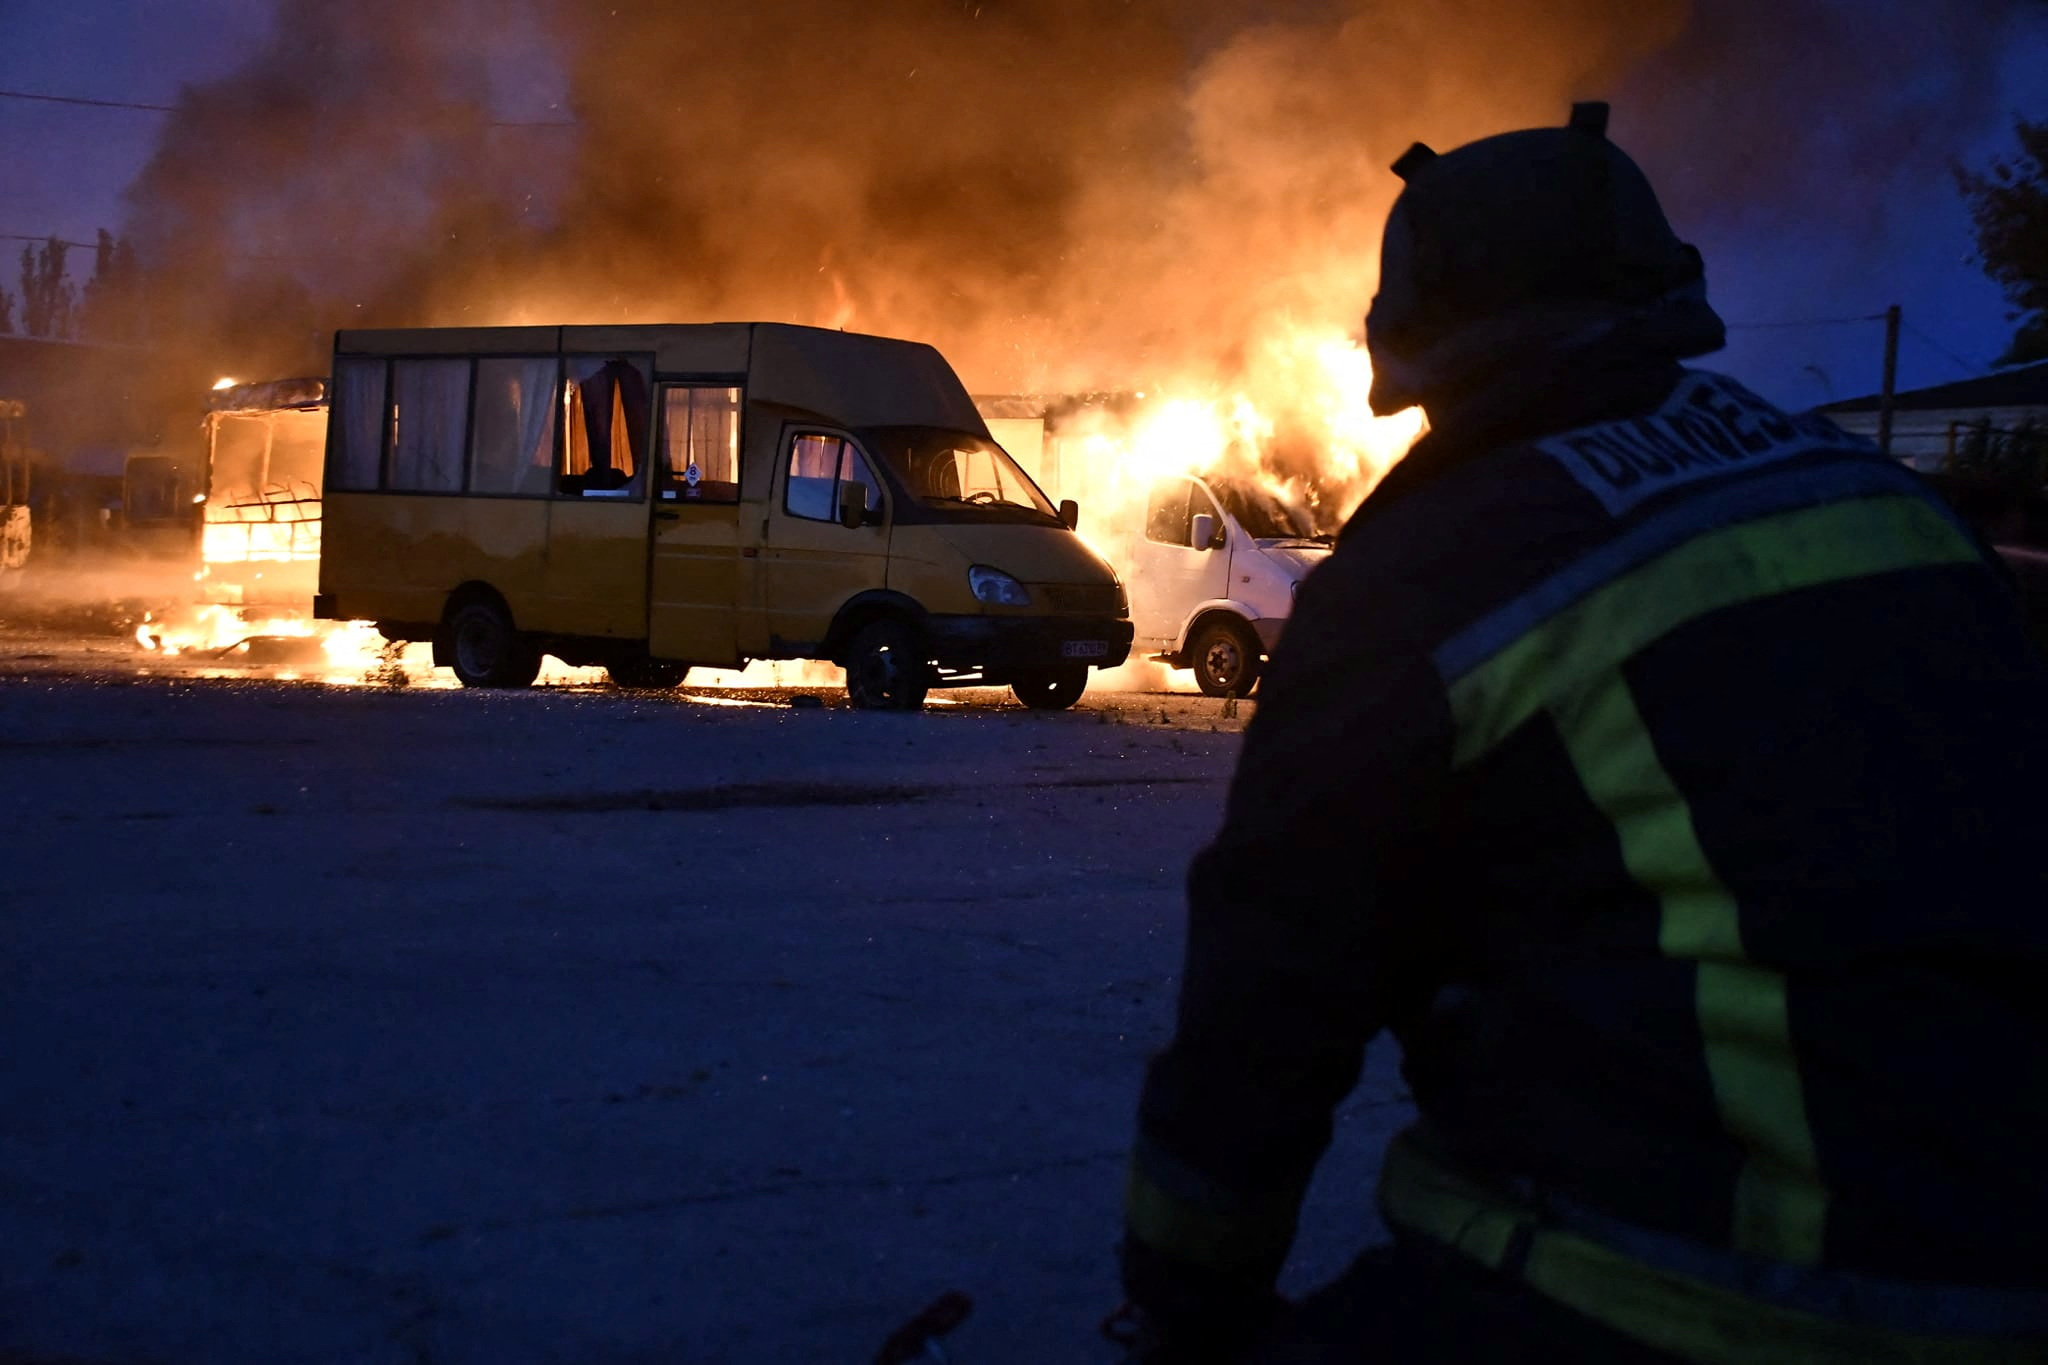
[1, 0, 2044, 412]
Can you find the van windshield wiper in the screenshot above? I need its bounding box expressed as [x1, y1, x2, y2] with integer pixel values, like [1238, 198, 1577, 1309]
[921, 495, 1057, 521]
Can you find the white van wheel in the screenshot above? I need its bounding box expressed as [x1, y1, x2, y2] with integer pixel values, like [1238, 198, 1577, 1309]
[447, 599, 541, 689]
[844, 619, 930, 711]
[1191, 618, 1261, 698]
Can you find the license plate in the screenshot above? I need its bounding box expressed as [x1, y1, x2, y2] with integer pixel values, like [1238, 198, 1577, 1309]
[1061, 640, 1109, 659]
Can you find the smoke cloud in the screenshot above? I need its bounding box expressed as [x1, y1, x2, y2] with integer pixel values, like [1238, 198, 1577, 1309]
[120, 0, 1682, 393]
[116, 0, 2042, 417]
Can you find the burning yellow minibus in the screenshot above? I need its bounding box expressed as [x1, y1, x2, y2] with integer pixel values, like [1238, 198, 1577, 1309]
[193, 378, 329, 604]
[315, 323, 1132, 709]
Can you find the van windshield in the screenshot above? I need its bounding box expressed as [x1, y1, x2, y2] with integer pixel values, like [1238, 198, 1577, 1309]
[862, 426, 1062, 524]
[1210, 477, 1324, 542]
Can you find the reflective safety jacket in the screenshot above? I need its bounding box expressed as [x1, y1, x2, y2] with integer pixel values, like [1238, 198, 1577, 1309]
[1124, 362, 2048, 1361]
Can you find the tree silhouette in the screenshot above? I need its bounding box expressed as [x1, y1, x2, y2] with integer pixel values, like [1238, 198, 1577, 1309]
[17, 237, 76, 340]
[1953, 416, 2048, 489]
[79, 229, 143, 344]
[1960, 118, 2048, 367]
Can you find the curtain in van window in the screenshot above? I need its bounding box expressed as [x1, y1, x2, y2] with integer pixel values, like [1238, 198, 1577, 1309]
[661, 386, 741, 501]
[565, 356, 649, 490]
[470, 358, 556, 495]
[330, 357, 386, 491]
[389, 359, 470, 492]
[688, 387, 740, 493]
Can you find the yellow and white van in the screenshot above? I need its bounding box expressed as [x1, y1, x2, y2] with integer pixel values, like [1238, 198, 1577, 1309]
[314, 323, 1131, 709]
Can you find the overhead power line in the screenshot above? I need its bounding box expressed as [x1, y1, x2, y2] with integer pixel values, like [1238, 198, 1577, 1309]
[0, 85, 573, 127]
[0, 87, 173, 112]
[1901, 320, 1985, 377]
[2, 233, 103, 251]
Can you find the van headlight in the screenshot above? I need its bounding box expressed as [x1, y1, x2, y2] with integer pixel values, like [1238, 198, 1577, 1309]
[968, 565, 1031, 606]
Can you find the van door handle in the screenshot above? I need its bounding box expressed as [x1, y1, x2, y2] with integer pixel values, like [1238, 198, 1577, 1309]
[655, 510, 679, 522]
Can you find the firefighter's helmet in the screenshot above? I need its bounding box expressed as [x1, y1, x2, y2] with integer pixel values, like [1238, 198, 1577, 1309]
[1366, 103, 1718, 415]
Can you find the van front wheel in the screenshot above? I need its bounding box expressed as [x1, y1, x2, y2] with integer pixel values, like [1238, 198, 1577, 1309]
[844, 619, 930, 711]
[1012, 668, 1087, 710]
[447, 599, 541, 689]
[1190, 618, 1261, 698]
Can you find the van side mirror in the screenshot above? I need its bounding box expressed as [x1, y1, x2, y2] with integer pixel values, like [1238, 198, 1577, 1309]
[837, 481, 868, 530]
[1058, 498, 1079, 531]
[1189, 513, 1217, 550]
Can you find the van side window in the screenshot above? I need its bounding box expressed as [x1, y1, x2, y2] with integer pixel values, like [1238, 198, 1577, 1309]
[842, 444, 883, 518]
[1145, 477, 1223, 547]
[470, 358, 558, 497]
[561, 355, 650, 498]
[1189, 484, 1224, 547]
[787, 434, 842, 520]
[1145, 479, 1192, 546]
[786, 433, 884, 524]
[329, 356, 386, 491]
[387, 358, 470, 493]
[660, 386, 742, 503]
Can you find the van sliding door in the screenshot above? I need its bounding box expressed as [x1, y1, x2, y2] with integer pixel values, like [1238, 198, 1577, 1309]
[534, 354, 653, 638]
[647, 383, 745, 668]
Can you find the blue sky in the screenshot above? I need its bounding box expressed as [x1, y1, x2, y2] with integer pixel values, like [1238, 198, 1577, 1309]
[2, 0, 2043, 411]
[1676, 25, 2048, 407]
[0, 0, 272, 246]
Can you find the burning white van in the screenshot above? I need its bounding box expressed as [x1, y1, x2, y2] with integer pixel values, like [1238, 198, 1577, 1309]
[1124, 473, 1328, 696]
[975, 394, 1340, 697]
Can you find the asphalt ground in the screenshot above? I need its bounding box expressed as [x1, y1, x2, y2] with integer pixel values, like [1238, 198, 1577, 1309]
[0, 618, 1411, 1365]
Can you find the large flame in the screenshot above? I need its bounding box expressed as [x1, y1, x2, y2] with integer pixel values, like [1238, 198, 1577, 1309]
[130, 604, 853, 695]
[1035, 324, 1424, 692]
[1055, 326, 1424, 540]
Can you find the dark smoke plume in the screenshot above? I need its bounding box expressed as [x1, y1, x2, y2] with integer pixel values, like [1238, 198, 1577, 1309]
[119, 0, 2039, 413]
[123, 0, 1683, 397]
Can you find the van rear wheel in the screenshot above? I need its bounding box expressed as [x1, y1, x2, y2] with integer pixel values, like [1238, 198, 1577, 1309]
[844, 619, 930, 711]
[447, 599, 541, 688]
[1012, 668, 1087, 710]
[1190, 618, 1261, 698]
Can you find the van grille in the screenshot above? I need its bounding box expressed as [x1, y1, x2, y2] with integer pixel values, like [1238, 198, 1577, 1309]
[1042, 582, 1125, 616]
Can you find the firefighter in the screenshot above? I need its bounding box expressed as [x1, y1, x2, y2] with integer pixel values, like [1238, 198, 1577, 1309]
[1116, 104, 2048, 1363]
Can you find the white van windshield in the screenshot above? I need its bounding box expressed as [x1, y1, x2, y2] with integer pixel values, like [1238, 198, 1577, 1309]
[1210, 477, 1325, 542]
[862, 426, 1062, 524]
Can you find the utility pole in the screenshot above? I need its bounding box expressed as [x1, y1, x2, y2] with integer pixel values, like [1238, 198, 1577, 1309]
[1876, 304, 1901, 459]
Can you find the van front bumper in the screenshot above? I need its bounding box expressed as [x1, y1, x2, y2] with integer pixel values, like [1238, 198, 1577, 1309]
[925, 614, 1134, 678]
